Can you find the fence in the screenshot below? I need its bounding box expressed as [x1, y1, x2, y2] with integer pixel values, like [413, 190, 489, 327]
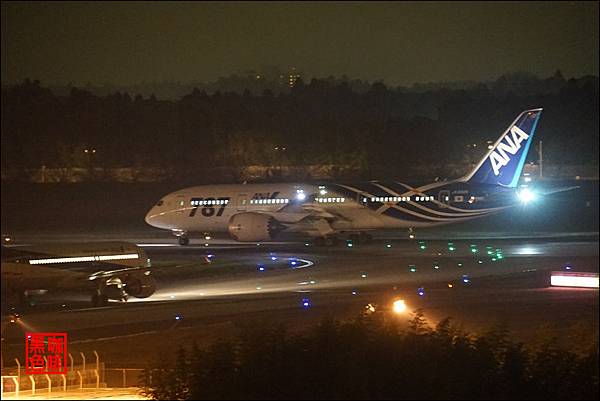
[1, 350, 105, 398]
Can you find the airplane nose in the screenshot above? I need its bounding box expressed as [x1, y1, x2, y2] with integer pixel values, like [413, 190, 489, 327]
[145, 208, 156, 226]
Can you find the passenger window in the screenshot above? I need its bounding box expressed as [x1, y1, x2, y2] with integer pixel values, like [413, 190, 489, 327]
[156, 200, 164, 206]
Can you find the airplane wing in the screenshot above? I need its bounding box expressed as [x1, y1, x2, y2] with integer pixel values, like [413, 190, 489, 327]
[539, 185, 579, 196]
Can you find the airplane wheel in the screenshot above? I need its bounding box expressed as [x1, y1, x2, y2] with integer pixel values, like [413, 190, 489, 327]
[359, 232, 373, 244]
[91, 293, 109, 307]
[325, 237, 339, 247]
[348, 234, 360, 244]
[178, 237, 190, 246]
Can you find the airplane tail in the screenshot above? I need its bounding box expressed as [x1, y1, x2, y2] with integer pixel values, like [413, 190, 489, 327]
[462, 108, 543, 188]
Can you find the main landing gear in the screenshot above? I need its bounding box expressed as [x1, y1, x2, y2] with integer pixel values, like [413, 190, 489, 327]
[313, 236, 339, 247]
[91, 291, 109, 307]
[172, 230, 190, 246]
[313, 232, 374, 247]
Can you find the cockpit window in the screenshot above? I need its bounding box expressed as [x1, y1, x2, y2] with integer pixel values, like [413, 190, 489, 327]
[156, 200, 164, 206]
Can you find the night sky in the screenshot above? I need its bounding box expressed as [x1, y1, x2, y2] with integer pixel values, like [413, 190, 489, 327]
[2, 1, 598, 86]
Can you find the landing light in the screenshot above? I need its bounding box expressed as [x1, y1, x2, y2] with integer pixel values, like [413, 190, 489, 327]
[175, 315, 182, 321]
[302, 298, 311, 308]
[517, 188, 536, 204]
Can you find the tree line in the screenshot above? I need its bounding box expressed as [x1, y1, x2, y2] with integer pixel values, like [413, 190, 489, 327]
[1, 71, 597, 181]
[140, 311, 598, 400]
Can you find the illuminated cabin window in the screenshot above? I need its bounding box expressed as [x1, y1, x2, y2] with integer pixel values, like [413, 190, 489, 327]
[191, 199, 229, 206]
[250, 198, 289, 205]
[316, 197, 345, 203]
[29, 253, 139, 265]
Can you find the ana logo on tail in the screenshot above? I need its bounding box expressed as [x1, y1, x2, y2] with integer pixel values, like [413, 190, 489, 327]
[489, 125, 529, 176]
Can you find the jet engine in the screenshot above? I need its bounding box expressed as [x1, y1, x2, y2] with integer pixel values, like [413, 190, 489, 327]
[228, 212, 285, 242]
[122, 273, 156, 298]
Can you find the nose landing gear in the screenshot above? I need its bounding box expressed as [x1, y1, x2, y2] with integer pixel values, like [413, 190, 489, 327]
[172, 230, 190, 246]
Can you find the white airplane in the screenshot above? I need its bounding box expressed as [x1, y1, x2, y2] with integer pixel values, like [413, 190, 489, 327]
[146, 109, 546, 245]
[1, 241, 155, 306]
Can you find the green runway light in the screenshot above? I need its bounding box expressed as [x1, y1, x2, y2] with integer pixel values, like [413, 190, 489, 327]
[386, 244, 392, 248]
[492, 258, 497, 262]
[457, 262, 463, 267]
[478, 260, 483, 264]
[409, 265, 417, 273]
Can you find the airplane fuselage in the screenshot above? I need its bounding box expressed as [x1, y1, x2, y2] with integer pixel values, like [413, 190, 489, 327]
[145, 180, 515, 239]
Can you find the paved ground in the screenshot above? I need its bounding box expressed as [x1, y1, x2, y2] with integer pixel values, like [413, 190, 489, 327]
[2, 236, 598, 375]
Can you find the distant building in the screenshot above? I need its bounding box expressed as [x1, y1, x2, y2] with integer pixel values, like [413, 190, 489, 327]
[288, 67, 301, 87]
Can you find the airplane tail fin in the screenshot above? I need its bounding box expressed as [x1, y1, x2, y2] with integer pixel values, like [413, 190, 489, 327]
[462, 108, 543, 188]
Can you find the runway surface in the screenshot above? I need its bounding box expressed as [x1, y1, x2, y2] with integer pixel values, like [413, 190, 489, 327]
[2, 234, 598, 372]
